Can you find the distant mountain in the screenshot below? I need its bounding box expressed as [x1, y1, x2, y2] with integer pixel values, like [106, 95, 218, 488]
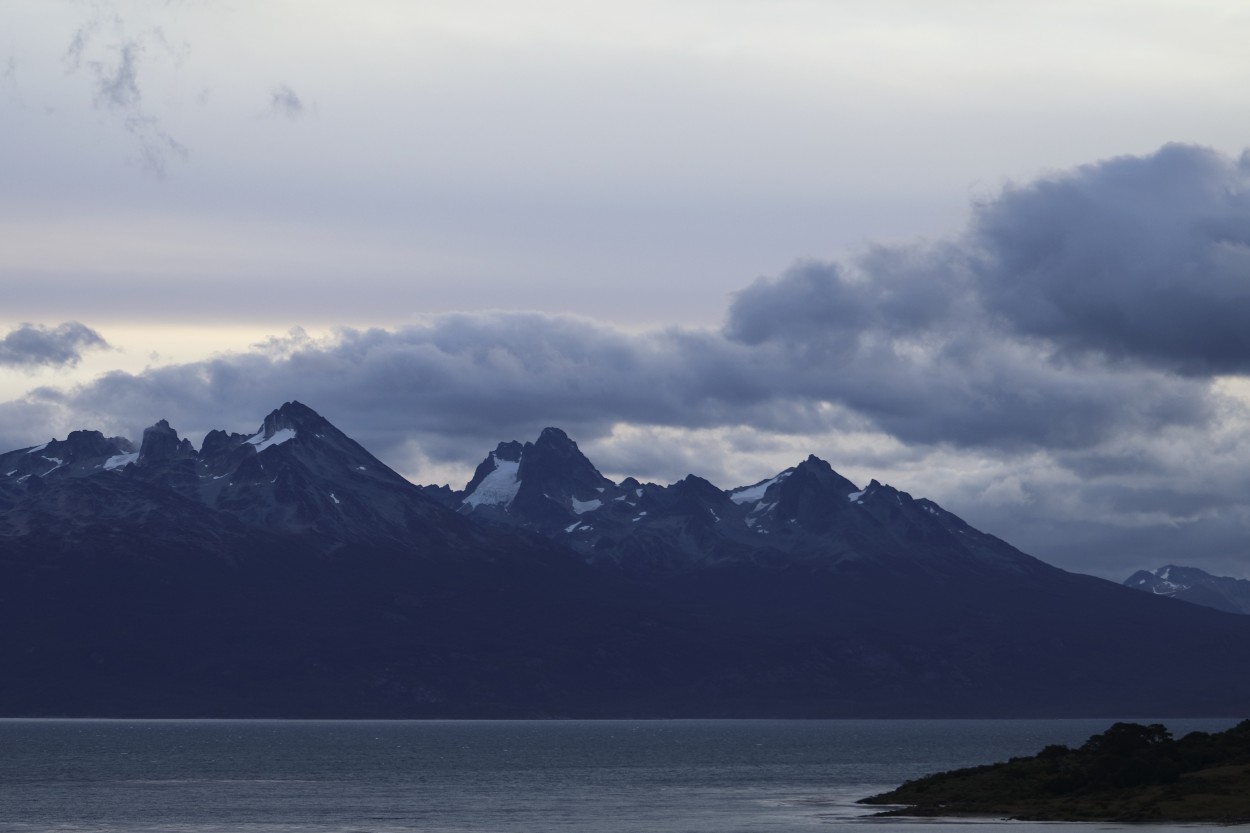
[1125, 565, 1250, 615]
[449, 429, 1049, 580]
[0, 401, 478, 557]
[5, 405, 1250, 718]
[450, 427, 617, 536]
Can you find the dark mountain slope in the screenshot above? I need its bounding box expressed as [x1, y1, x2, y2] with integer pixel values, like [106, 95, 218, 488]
[4, 408, 1250, 717]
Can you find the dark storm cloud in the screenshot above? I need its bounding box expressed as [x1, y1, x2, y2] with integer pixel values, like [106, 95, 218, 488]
[0, 322, 109, 369]
[711, 144, 1250, 453]
[268, 84, 304, 118]
[971, 143, 1250, 374]
[726, 245, 964, 348]
[728, 143, 1250, 378]
[722, 254, 1213, 452]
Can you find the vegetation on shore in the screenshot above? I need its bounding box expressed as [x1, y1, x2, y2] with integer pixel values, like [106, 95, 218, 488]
[860, 719, 1250, 823]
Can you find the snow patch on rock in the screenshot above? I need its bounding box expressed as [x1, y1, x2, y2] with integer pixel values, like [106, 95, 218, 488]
[248, 428, 297, 453]
[571, 498, 602, 515]
[730, 471, 791, 505]
[463, 456, 521, 509]
[104, 452, 140, 471]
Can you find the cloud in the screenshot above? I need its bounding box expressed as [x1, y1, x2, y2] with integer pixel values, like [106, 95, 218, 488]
[268, 84, 304, 118]
[722, 255, 1214, 453]
[19, 298, 1219, 477]
[62, 6, 190, 176]
[970, 143, 1250, 374]
[727, 143, 1250, 379]
[726, 246, 964, 349]
[16, 143, 1247, 461]
[0, 397, 63, 453]
[91, 38, 142, 109]
[0, 322, 109, 369]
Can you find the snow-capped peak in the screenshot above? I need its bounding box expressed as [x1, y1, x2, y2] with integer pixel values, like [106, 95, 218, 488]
[462, 454, 522, 510]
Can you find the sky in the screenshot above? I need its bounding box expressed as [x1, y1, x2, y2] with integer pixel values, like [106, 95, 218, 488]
[4, 0, 1250, 580]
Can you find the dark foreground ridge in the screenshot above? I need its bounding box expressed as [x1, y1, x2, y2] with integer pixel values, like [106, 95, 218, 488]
[861, 720, 1250, 823]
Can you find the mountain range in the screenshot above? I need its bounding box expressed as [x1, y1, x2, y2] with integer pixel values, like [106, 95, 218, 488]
[1125, 565, 1250, 615]
[3, 401, 1250, 718]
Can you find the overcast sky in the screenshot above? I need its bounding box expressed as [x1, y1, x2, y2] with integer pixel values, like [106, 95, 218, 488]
[4, 0, 1250, 580]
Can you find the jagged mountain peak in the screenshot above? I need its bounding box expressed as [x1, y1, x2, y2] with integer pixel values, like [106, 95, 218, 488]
[520, 427, 606, 484]
[60, 430, 133, 457]
[38, 430, 134, 464]
[0, 430, 137, 484]
[192, 403, 387, 473]
[492, 440, 525, 463]
[236, 401, 329, 452]
[137, 419, 194, 466]
[273, 399, 320, 419]
[459, 427, 615, 530]
[788, 455, 860, 492]
[536, 426, 573, 445]
[179, 402, 455, 541]
[671, 473, 728, 502]
[260, 400, 332, 435]
[200, 403, 411, 489]
[0, 402, 453, 546]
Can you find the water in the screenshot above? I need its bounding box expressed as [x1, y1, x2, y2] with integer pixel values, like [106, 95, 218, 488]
[0, 718, 1239, 832]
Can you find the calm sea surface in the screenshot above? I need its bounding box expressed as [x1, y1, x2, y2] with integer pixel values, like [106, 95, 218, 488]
[0, 718, 1239, 833]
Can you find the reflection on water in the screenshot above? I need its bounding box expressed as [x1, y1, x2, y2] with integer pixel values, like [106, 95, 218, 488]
[0, 718, 1237, 833]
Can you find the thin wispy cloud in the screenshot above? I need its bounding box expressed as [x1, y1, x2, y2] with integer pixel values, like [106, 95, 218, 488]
[61, 5, 190, 176]
[268, 84, 304, 119]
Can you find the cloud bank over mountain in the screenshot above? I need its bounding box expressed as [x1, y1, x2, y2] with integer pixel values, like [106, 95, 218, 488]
[5, 144, 1250, 578]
